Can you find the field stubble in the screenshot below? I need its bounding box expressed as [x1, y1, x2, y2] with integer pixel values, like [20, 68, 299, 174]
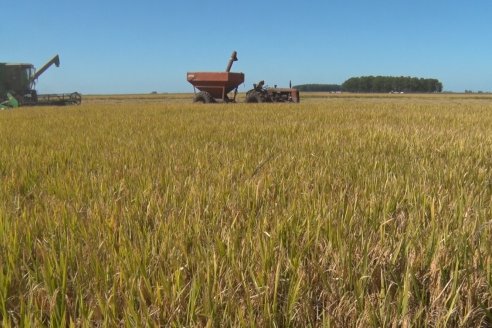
[0, 94, 491, 326]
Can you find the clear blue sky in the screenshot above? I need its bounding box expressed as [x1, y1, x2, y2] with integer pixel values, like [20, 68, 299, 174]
[3, 0, 492, 94]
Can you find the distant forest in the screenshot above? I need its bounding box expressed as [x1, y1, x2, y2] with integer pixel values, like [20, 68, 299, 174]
[342, 76, 443, 93]
[295, 76, 443, 93]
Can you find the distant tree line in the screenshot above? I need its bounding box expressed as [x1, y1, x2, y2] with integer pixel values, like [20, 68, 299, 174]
[294, 77, 443, 93]
[341, 76, 443, 93]
[293, 84, 342, 92]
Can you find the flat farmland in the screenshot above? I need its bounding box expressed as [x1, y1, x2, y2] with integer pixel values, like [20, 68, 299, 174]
[1, 93, 491, 326]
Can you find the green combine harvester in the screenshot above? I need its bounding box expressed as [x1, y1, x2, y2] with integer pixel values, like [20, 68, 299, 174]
[0, 54, 81, 109]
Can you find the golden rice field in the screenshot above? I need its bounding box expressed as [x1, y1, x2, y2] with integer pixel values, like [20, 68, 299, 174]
[1, 93, 492, 326]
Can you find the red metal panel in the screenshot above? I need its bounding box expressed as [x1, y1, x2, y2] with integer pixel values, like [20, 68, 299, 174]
[291, 89, 300, 103]
[187, 72, 244, 99]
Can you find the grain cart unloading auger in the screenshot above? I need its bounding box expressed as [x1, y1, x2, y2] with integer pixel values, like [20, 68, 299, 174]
[186, 51, 300, 103]
[0, 55, 81, 109]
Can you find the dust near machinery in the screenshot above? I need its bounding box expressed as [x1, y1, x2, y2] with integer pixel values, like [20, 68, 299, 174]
[186, 51, 299, 103]
[0, 54, 81, 109]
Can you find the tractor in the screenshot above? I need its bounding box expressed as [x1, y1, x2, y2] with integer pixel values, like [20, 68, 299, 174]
[245, 80, 300, 103]
[0, 54, 81, 109]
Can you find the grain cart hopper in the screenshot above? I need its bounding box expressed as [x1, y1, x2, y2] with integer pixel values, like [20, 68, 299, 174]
[245, 80, 300, 103]
[0, 54, 81, 108]
[187, 51, 244, 103]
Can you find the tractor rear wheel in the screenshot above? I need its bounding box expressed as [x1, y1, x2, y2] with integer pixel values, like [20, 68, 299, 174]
[245, 91, 264, 103]
[193, 91, 215, 103]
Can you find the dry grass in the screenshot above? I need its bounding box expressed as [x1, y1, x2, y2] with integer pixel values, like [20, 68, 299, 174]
[0, 94, 491, 326]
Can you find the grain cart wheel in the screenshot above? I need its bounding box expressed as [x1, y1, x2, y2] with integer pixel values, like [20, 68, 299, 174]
[70, 92, 82, 105]
[245, 91, 264, 103]
[193, 91, 215, 103]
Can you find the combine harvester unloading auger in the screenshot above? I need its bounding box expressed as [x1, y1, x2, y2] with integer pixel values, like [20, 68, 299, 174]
[186, 51, 299, 103]
[0, 54, 81, 109]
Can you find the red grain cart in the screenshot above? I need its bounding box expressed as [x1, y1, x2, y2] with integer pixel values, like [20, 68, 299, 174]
[187, 51, 244, 103]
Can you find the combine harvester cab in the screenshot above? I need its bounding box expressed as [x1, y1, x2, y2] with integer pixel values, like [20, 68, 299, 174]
[0, 54, 81, 108]
[187, 51, 244, 103]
